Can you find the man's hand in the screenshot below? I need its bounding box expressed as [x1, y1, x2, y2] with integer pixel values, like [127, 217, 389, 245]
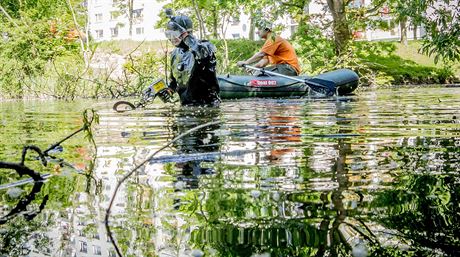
[158, 88, 174, 103]
[237, 61, 246, 67]
[179, 31, 188, 40]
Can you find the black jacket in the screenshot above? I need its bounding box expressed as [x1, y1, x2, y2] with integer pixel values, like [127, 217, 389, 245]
[169, 35, 220, 106]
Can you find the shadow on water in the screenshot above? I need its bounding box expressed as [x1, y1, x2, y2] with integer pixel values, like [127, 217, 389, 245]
[168, 107, 222, 188]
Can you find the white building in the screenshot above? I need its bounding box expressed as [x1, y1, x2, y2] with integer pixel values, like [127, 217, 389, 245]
[87, 0, 298, 42]
[87, 0, 423, 42]
[88, 0, 167, 41]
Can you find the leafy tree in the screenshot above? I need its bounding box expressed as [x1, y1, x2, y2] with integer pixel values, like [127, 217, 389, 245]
[114, 0, 134, 37]
[381, 0, 459, 64]
[0, 0, 86, 98]
[417, 0, 460, 64]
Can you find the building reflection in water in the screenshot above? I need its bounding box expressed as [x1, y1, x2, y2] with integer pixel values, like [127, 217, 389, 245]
[26, 90, 460, 256]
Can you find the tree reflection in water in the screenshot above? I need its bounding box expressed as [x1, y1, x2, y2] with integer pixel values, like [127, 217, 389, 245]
[0, 181, 51, 256]
[182, 99, 460, 256]
[371, 139, 460, 256]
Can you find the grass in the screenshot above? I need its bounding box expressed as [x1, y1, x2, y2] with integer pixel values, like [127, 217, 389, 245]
[353, 40, 459, 84]
[394, 41, 437, 67]
[395, 41, 460, 79]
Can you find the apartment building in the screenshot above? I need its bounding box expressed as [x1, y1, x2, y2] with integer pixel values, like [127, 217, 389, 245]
[88, 0, 167, 41]
[87, 0, 298, 42]
[87, 0, 423, 42]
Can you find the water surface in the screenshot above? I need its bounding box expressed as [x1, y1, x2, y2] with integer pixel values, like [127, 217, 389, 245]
[1, 86, 459, 257]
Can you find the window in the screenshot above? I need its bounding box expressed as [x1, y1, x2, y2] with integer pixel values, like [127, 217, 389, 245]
[110, 11, 120, 20]
[108, 249, 117, 257]
[111, 27, 118, 37]
[242, 24, 247, 32]
[95, 13, 103, 22]
[231, 17, 240, 25]
[351, 0, 365, 7]
[95, 30, 103, 39]
[232, 33, 240, 39]
[132, 9, 143, 18]
[136, 27, 144, 35]
[79, 241, 87, 253]
[93, 245, 102, 255]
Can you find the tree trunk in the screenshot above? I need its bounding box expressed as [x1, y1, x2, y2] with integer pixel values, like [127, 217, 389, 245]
[249, 16, 255, 40]
[300, 0, 311, 24]
[400, 16, 408, 45]
[128, 0, 133, 37]
[66, 0, 88, 67]
[296, 0, 311, 34]
[326, 0, 351, 55]
[212, 6, 218, 39]
[191, 0, 206, 39]
[412, 21, 417, 40]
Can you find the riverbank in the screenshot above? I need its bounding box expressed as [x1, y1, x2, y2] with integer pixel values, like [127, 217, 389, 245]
[0, 39, 458, 100]
[98, 39, 459, 86]
[355, 41, 459, 85]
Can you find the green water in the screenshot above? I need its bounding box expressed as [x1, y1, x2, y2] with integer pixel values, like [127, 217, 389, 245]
[1, 87, 459, 257]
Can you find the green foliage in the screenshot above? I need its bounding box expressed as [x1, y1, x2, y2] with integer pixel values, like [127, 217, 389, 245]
[0, 20, 78, 97]
[0, 0, 84, 99]
[123, 50, 168, 94]
[354, 41, 455, 84]
[211, 39, 263, 74]
[292, 24, 336, 73]
[388, 0, 460, 63]
[288, 23, 456, 85]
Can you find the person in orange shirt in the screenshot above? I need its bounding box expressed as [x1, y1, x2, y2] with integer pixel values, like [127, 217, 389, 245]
[237, 20, 301, 76]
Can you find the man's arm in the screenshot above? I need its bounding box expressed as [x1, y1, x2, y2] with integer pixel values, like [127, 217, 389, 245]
[237, 51, 267, 67]
[254, 57, 269, 68]
[182, 34, 214, 61]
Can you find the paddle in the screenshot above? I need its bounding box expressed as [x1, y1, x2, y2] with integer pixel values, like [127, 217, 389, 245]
[242, 64, 336, 96]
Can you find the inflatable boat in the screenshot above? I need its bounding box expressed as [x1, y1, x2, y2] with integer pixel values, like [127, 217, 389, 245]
[113, 68, 359, 112]
[217, 68, 359, 99]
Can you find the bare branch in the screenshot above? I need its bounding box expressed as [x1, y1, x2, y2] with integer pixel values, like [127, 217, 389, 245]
[0, 4, 19, 27]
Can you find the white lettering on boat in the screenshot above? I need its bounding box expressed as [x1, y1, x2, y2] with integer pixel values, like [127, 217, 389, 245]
[248, 80, 278, 87]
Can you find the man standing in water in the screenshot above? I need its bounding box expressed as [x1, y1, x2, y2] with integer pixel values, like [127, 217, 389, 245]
[237, 20, 301, 76]
[160, 9, 220, 106]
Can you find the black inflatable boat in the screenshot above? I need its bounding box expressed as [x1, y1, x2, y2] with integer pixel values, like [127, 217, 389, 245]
[217, 68, 359, 98]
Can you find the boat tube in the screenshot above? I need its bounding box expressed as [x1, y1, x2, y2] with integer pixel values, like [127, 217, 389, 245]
[217, 68, 359, 99]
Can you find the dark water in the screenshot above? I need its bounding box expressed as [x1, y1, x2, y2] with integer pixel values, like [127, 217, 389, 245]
[1, 87, 460, 257]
